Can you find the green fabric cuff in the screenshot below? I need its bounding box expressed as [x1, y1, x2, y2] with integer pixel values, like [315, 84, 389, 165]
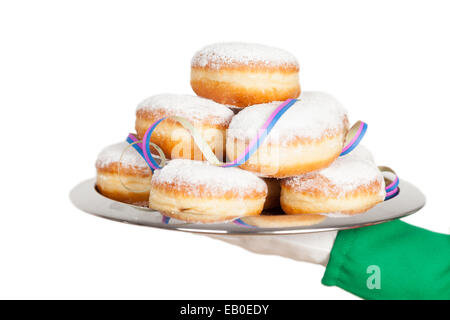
[322, 220, 450, 300]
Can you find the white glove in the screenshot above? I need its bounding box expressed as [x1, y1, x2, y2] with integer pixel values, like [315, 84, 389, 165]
[207, 231, 337, 266]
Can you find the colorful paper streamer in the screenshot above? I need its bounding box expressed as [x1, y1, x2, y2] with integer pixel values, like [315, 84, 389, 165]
[340, 121, 368, 156]
[380, 166, 400, 201]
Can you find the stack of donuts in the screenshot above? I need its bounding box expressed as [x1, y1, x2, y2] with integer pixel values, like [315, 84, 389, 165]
[95, 42, 390, 227]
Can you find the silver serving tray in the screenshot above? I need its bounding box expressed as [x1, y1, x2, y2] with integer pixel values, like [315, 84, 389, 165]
[70, 178, 425, 235]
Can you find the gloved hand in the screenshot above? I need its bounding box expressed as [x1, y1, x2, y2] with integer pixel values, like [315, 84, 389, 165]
[209, 220, 450, 300]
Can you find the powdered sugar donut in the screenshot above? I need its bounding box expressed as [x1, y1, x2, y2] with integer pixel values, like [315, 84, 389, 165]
[341, 145, 375, 163]
[149, 159, 267, 223]
[191, 42, 300, 108]
[280, 147, 386, 215]
[96, 142, 152, 206]
[226, 92, 349, 178]
[135, 94, 234, 161]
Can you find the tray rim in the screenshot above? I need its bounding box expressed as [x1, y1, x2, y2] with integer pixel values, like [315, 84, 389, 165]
[70, 178, 426, 235]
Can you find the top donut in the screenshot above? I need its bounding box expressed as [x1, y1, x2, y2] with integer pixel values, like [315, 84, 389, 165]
[191, 42, 301, 108]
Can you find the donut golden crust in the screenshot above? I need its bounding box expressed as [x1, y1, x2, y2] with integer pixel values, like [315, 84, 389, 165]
[281, 179, 384, 215]
[135, 94, 234, 161]
[149, 187, 263, 223]
[227, 129, 347, 178]
[95, 142, 152, 207]
[226, 92, 349, 178]
[149, 159, 267, 223]
[136, 112, 227, 161]
[240, 213, 326, 228]
[191, 66, 300, 108]
[191, 42, 300, 108]
[280, 154, 386, 215]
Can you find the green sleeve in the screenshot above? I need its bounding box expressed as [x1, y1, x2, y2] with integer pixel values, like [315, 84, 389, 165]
[322, 220, 450, 300]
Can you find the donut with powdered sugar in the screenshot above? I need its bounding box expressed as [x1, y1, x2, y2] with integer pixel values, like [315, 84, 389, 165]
[135, 93, 234, 161]
[149, 159, 267, 223]
[191, 42, 300, 108]
[96, 142, 152, 206]
[226, 91, 349, 178]
[281, 145, 386, 216]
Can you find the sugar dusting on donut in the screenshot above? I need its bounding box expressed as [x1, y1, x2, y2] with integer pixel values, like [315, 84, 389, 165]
[96, 142, 149, 169]
[319, 158, 384, 193]
[191, 42, 299, 70]
[151, 159, 267, 197]
[284, 154, 385, 197]
[227, 91, 348, 145]
[137, 94, 234, 126]
[341, 145, 375, 163]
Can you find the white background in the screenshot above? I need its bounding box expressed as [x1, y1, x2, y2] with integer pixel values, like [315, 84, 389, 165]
[1, 0, 449, 299]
